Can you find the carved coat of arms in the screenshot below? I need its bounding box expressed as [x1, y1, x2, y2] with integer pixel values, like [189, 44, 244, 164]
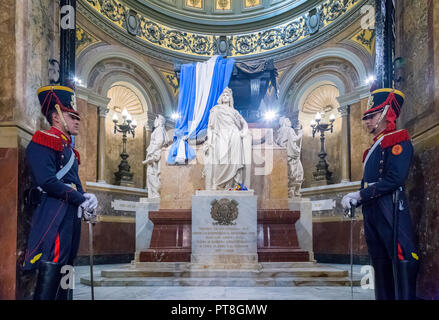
[210, 198, 239, 225]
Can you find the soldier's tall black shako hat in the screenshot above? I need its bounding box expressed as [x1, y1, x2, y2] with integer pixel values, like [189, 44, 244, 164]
[362, 88, 405, 121]
[37, 85, 80, 121]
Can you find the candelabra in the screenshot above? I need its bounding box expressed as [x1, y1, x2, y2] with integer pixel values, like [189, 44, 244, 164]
[310, 112, 335, 186]
[113, 108, 137, 186]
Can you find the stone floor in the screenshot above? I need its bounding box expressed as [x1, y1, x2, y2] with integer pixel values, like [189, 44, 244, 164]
[73, 263, 375, 300]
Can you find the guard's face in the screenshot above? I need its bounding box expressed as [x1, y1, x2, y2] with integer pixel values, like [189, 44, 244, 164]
[64, 112, 80, 136]
[363, 112, 382, 133]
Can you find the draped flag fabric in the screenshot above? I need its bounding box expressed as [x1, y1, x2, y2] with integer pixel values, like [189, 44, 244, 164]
[167, 55, 235, 164]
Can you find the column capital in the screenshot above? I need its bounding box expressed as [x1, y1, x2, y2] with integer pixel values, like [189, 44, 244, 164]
[336, 85, 371, 107]
[75, 85, 111, 109]
[98, 106, 110, 118]
[337, 105, 350, 117]
[357, 84, 372, 99]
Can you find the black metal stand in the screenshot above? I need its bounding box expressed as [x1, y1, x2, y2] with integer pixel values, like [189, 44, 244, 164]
[311, 119, 334, 185]
[113, 118, 136, 186]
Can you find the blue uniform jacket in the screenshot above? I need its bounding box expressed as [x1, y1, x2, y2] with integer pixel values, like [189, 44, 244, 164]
[23, 127, 86, 270]
[360, 129, 418, 261]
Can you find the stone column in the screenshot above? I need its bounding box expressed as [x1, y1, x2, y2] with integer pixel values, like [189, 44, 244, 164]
[337, 104, 350, 183]
[97, 106, 109, 183]
[75, 86, 111, 184]
[336, 85, 370, 183]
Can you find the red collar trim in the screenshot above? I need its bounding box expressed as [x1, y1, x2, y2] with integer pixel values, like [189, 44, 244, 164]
[373, 129, 395, 142]
[49, 127, 71, 144]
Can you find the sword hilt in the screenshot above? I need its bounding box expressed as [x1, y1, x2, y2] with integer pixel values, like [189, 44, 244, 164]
[349, 202, 355, 219]
[344, 201, 356, 219]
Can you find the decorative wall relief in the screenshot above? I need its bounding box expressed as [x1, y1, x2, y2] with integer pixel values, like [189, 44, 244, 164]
[76, 26, 100, 54]
[126, 9, 140, 36]
[186, 0, 203, 9]
[216, 0, 232, 11]
[351, 28, 376, 56]
[305, 8, 322, 35]
[159, 70, 179, 97]
[215, 35, 231, 56]
[244, 0, 261, 9]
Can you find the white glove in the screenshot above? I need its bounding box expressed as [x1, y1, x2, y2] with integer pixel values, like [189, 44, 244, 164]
[77, 193, 98, 221]
[341, 191, 361, 210]
[82, 193, 98, 211]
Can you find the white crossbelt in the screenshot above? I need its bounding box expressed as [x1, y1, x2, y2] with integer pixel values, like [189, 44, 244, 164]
[36, 150, 76, 193]
[363, 135, 385, 170]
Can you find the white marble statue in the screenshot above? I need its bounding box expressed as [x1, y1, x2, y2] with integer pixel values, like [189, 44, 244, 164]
[203, 87, 252, 190]
[275, 117, 304, 197]
[142, 115, 170, 198]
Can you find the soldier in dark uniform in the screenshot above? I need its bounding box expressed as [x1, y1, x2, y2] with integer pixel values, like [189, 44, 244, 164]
[342, 88, 419, 300]
[23, 85, 98, 300]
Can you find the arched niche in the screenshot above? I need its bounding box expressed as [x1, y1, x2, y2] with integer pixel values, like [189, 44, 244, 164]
[102, 83, 149, 188]
[77, 44, 173, 117]
[279, 47, 369, 105]
[277, 47, 369, 187]
[296, 81, 343, 188]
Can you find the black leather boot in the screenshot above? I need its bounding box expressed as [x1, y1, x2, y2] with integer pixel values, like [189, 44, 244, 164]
[372, 258, 395, 300]
[56, 288, 73, 300]
[33, 261, 62, 300]
[397, 260, 419, 300]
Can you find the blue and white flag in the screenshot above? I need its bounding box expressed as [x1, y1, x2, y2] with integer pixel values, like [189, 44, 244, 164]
[167, 55, 235, 164]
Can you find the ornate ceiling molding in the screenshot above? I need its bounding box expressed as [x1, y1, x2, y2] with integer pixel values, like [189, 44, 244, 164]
[129, 0, 315, 30]
[78, 0, 369, 60]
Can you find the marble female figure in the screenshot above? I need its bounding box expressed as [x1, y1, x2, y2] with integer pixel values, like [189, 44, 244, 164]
[203, 87, 251, 190]
[143, 115, 170, 198]
[275, 117, 304, 197]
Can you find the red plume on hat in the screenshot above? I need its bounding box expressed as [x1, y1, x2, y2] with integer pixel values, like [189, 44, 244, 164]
[362, 83, 405, 131]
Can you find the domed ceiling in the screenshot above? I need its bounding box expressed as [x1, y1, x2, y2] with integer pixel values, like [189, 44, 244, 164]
[131, 0, 313, 29]
[78, 0, 367, 60]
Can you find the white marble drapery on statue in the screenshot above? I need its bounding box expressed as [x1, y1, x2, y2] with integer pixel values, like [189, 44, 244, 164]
[203, 87, 252, 190]
[143, 115, 170, 198]
[275, 117, 304, 197]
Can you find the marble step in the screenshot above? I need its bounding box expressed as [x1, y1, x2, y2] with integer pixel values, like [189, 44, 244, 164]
[100, 267, 348, 279]
[132, 261, 319, 269]
[80, 275, 361, 287]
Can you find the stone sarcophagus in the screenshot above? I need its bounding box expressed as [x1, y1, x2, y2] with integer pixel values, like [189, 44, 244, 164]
[137, 131, 311, 263]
